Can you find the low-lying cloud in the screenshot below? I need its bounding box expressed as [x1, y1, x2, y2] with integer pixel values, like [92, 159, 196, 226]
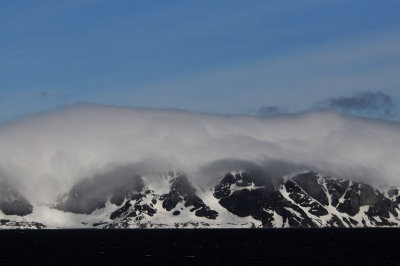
[0, 104, 399, 203]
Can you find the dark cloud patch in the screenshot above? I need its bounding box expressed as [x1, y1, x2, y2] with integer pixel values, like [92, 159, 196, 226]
[35, 91, 69, 100]
[36, 91, 49, 98]
[318, 91, 395, 118]
[257, 105, 286, 116]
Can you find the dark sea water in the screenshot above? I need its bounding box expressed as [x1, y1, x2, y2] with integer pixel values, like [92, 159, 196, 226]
[0, 228, 399, 265]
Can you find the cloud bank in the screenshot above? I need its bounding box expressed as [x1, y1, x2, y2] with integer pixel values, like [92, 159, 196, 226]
[0, 104, 399, 203]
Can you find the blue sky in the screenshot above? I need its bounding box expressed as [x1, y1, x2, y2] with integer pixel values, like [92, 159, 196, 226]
[1, 0, 400, 122]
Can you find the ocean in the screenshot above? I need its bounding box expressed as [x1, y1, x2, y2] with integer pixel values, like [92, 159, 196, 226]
[0, 228, 399, 265]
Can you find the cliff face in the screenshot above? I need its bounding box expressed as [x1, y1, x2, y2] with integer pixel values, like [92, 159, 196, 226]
[213, 171, 400, 228]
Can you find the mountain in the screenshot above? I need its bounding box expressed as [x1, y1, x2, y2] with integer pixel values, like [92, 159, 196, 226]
[0, 181, 45, 229]
[0, 181, 33, 216]
[1, 170, 400, 229]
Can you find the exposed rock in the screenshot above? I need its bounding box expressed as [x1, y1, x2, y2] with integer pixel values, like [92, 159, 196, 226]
[325, 178, 349, 207]
[161, 174, 218, 219]
[285, 180, 328, 217]
[0, 219, 45, 229]
[3, 169, 400, 229]
[213, 170, 400, 228]
[110, 191, 157, 221]
[0, 182, 33, 216]
[215, 172, 316, 227]
[292, 172, 329, 206]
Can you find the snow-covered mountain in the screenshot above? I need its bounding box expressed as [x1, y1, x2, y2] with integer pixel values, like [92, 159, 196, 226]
[1, 169, 400, 229]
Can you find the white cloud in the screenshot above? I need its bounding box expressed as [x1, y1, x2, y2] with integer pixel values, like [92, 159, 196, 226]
[0, 104, 399, 203]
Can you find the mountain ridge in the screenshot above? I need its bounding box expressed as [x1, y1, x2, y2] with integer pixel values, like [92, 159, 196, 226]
[1, 170, 400, 229]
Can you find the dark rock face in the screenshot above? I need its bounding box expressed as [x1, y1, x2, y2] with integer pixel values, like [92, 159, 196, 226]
[285, 180, 328, 217]
[287, 172, 400, 226]
[214, 172, 316, 227]
[161, 174, 218, 219]
[214, 171, 279, 199]
[388, 188, 398, 198]
[324, 178, 349, 207]
[213, 170, 400, 228]
[106, 173, 218, 228]
[110, 201, 132, 220]
[331, 182, 398, 226]
[388, 188, 400, 206]
[337, 183, 367, 216]
[110, 191, 157, 221]
[292, 172, 329, 206]
[218, 186, 314, 227]
[0, 182, 33, 216]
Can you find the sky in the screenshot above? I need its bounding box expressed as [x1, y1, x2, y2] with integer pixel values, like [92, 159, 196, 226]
[1, 0, 400, 122]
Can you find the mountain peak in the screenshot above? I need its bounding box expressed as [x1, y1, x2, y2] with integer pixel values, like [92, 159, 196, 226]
[1, 169, 400, 229]
[0, 181, 33, 216]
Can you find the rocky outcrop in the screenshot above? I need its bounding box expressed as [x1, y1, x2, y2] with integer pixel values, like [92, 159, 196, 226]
[0, 219, 46, 229]
[161, 174, 218, 219]
[2, 169, 400, 229]
[106, 173, 218, 228]
[0, 182, 33, 216]
[214, 171, 313, 227]
[213, 171, 400, 228]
